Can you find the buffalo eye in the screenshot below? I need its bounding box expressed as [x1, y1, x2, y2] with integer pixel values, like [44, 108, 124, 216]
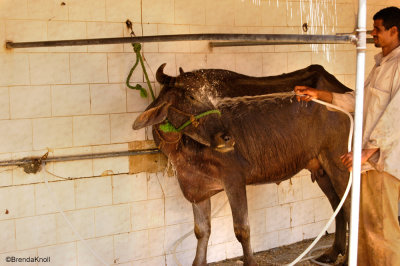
[189, 95, 195, 100]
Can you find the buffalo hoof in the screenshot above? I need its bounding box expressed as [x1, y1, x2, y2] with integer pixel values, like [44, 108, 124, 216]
[315, 247, 340, 263]
[243, 256, 258, 266]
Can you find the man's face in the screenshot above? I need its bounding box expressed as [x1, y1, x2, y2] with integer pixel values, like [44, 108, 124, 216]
[371, 19, 396, 48]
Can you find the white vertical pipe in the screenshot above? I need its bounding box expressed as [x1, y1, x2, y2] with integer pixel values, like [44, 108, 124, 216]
[349, 0, 367, 265]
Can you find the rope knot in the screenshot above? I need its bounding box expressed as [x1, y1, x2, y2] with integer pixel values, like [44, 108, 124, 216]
[190, 115, 199, 127]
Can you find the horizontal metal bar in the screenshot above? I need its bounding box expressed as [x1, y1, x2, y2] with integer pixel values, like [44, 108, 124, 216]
[210, 38, 374, 48]
[6, 33, 357, 49]
[0, 149, 160, 167]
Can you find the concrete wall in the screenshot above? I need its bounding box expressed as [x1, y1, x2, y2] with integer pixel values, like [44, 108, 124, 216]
[0, 0, 397, 265]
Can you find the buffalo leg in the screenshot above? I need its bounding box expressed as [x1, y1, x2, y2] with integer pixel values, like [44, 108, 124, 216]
[192, 199, 211, 266]
[225, 184, 257, 266]
[315, 173, 347, 263]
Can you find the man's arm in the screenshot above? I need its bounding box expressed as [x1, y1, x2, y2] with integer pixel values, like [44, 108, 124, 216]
[294, 85, 333, 103]
[340, 148, 380, 172]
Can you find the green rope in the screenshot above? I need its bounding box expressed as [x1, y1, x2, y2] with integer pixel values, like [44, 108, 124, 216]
[126, 43, 155, 101]
[159, 109, 221, 133]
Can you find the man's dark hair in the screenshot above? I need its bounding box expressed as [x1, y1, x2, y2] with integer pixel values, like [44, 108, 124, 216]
[373, 6, 400, 40]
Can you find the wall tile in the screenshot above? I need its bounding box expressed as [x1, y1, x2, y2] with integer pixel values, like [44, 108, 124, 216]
[73, 115, 110, 146]
[166, 249, 197, 266]
[68, 0, 106, 21]
[147, 173, 164, 200]
[262, 53, 288, 76]
[165, 196, 193, 225]
[77, 236, 114, 266]
[27, 0, 68, 20]
[141, 53, 176, 82]
[130, 23, 159, 53]
[210, 191, 231, 218]
[114, 231, 149, 262]
[175, 54, 207, 73]
[209, 216, 236, 245]
[164, 222, 196, 253]
[262, 0, 287, 27]
[112, 173, 147, 204]
[5, 20, 47, 52]
[90, 84, 126, 114]
[0, 219, 16, 253]
[35, 180, 75, 215]
[131, 199, 164, 231]
[287, 52, 312, 72]
[92, 144, 129, 176]
[134, 256, 165, 266]
[105, 0, 141, 22]
[158, 24, 190, 53]
[29, 53, 70, 85]
[273, 27, 300, 53]
[205, 0, 235, 26]
[249, 209, 266, 236]
[38, 242, 76, 266]
[148, 227, 165, 257]
[142, 0, 174, 24]
[87, 22, 123, 52]
[95, 204, 130, 237]
[56, 209, 95, 243]
[33, 117, 73, 150]
[314, 197, 333, 222]
[0, 54, 30, 86]
[75, 176, 112, 209]
[247, 184, 278, 210]
[16, 214, 56, 250]
[51, 147, 93, 179]
[334, 51, 356, 75]
[207, 243, 227, 263]
[52, 85, 90, 116]
[234, 0, 262, 26]
[0, 0, 28, 20]
[108, 53, 143, 83]
[252, 231, 279, 253]
[126, 83, 151, 113]
[0, 249, 37, 266]
[301, 174, 324, 200]
[278, 226, 303, 246]
[70, 54, 108, 84]
[110, 113, 146, 143]
[302, 220, 334, 240]
[48, 21, 87, 53]
[0, 119, 32, 153]
[205, 54, 236, 70]
[277, 177, 302, 204]
[265, 205, 291, 232]
[10, 85, 51, 119]
[246, 27, 275, 53]
[175, 0, 205, 25]
[0, 154, 13, 187]
[335, 3, 357, 28]
[0, 87, 9, 119]
[225, 241, 243, 259]
[290, 199, 314, 227]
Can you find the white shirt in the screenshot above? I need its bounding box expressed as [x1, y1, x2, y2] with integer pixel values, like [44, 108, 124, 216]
[331, 45, 400, 180]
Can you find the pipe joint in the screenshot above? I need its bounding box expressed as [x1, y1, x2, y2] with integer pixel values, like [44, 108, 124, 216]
[356, 28, 367, 50]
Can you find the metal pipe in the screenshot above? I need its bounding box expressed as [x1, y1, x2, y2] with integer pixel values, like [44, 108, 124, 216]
[0, 149, 160, 167]
[6, 33, 357, 49]
[210, 38, 374, 48]
[349, 0, 367, 264]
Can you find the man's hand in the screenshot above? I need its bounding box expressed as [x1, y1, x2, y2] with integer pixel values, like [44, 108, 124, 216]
[340, 148, 379, 171]
[294, 86, 333, 103]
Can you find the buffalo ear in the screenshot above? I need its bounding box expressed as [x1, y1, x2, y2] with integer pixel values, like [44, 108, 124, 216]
[132, 102, 171, 130]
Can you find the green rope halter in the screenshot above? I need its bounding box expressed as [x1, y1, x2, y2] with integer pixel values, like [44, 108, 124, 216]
[126, 43, 155, 101]
[159, 109, 221, 133]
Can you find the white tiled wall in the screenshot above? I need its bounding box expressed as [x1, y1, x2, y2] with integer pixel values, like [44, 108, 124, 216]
[0, 0, 396, 265]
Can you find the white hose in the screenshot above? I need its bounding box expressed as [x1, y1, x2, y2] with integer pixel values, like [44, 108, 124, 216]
[286, 97, 354, 266]
[41, 162, 109, 266]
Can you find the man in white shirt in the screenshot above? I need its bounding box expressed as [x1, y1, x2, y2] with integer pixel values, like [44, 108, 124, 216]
[295, 6, 400, 266]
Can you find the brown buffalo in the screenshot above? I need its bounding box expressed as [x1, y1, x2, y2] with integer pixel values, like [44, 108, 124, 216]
[133, 64, 351, 266]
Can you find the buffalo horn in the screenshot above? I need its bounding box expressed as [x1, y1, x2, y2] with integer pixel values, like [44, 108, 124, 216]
[156, 63, 181, 87]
